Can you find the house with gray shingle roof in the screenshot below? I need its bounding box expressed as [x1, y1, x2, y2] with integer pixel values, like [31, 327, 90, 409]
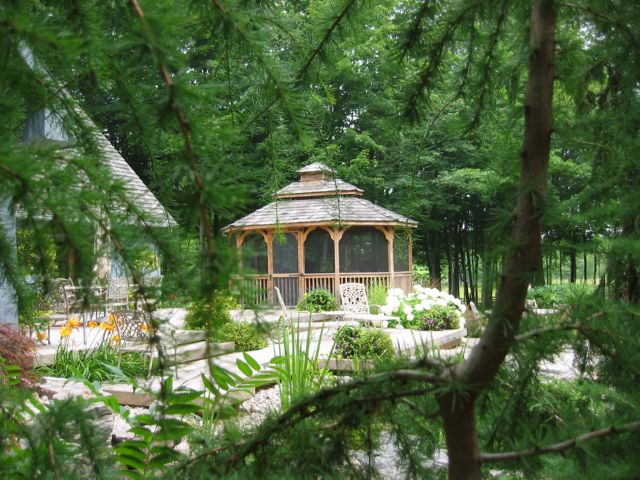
[225, 163, 417, 305]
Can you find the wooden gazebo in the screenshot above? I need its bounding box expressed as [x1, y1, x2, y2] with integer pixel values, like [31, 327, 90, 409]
[224, 163, 417, 305]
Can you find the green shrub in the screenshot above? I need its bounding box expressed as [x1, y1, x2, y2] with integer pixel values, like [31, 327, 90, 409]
[412, 263, 429, 286]
[218, 322, 267, 352]
[334, 326, 394, 360]
[527, 284, 595, 309]
[296, 289, 337, 312]
[417, 304, 461, 330]
[185, 291, 239, 330]
[367, 283, 388, 314]
[36, 342, 147, 382]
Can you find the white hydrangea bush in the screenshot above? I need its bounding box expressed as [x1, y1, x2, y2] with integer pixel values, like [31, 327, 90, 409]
[380, 285, 465, 330]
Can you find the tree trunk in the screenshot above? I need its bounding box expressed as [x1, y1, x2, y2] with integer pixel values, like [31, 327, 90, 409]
[439, 394, 481, 479]
[440, 2, 556, 478]
[569, 248, 577, 283]
[559, 250, 563, 283]
[481, 247, 494, 308]
[532, 247, 545, 286]
[428, 231, 442, 288]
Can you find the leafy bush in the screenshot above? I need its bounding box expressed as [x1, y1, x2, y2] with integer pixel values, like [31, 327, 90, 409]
[296, 289, 337, 312]
[367, 283, 388, 314]
[185, 291, 239, 330]
[527, 284, 595, 308]
[36, 342, 147, 382]
[334, 326, 394, 359]
[0, 324, 36, 387]
[218, 322, 267, 352]
[412, 263, 430, 286]
[381, 285, 463, 330]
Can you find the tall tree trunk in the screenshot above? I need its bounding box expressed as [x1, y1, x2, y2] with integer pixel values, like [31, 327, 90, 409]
[481, 246, 494, 308]
[446, 235, 452, 293]
[559, 250, 563, 283]
[428, 230, 442, 288]
[569, 247, 577, 283]
[532, 247, 545, 286]
[583, 249, 588, 283]
[440, 2, 556, 478]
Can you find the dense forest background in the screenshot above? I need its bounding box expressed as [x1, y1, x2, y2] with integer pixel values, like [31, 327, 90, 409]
[34, 0, 636, 307]
[1, 0, 640, 479]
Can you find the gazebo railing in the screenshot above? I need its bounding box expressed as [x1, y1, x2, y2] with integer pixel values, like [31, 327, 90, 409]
[234, 271, 413, 306]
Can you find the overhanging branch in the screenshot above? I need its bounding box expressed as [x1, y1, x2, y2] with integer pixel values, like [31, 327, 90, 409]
[480, 420, 640, 463]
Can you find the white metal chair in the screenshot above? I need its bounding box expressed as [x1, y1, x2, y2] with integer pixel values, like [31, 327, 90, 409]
[339, 283, 398, 326]
[106, 276, 129, 311]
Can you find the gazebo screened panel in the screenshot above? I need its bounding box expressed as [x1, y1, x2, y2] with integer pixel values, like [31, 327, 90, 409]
[339, 227, 388, 273]
[242, 233, 268, 274]
[304, 229, 334, 273]
[273, 233, 298, 274]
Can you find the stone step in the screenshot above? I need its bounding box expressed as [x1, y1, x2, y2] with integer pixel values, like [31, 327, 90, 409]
[160, 340, 235, 366]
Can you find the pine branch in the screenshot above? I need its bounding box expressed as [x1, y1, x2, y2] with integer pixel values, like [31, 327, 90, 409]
[182, 364, 445, 471]
[560, 2, 639, 49]
[129, 0, 217, 277]
[470, 0, 510, 128]
[480, 420, 640, 463]
[297, 0, 357, 80]
[241, 0, 358, 132]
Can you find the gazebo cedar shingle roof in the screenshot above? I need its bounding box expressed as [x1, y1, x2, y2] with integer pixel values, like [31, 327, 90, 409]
[224, 163, 416, 231]
[225, 196, 415, 230]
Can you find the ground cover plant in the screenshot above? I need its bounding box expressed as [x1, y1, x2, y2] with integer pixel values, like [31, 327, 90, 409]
[295, 289, 337, 313]
[36, 342, 147, 382]
[334, 325, 394, 360]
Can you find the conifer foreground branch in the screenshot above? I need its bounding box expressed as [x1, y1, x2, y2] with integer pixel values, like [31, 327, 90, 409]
[480, 420, 640, 463]
[182, 364, 446, 470]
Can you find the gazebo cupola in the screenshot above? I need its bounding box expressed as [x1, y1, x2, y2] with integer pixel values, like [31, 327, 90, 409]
[224, 163, 417, 305]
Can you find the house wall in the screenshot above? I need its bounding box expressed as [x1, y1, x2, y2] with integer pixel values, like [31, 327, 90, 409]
[0, 197, 18, 324]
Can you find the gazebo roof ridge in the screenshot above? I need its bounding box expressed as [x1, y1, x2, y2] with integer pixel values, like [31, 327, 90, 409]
[297, 162, 335, 174]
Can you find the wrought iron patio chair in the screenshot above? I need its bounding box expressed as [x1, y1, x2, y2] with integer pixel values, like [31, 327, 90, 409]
[339, 283, 398, 327]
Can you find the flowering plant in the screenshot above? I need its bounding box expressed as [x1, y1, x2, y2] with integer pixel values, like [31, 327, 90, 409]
[380, 285, 464, 330]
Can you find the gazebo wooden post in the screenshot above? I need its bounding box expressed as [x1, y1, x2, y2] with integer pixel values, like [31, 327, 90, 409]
[260, 230, 275, 303]
[297, 229, 306, 300]
[332, 228, 345, 299]
[388, 228, 395, 289]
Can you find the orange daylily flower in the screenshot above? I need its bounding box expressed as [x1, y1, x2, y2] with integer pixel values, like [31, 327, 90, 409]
[60, 326, 72, 338]
[112, 335, 120, 344]
[87, 321, 98, 328]
[37, 332, 47, 341]
[108, 313, 117, 324]
[99, 322, 114, 331]
[68, 317, 82, 328]
[140, 323, 149, 333]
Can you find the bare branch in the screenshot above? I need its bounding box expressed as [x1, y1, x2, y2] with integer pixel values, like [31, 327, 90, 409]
[480, 420, 640, 463]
